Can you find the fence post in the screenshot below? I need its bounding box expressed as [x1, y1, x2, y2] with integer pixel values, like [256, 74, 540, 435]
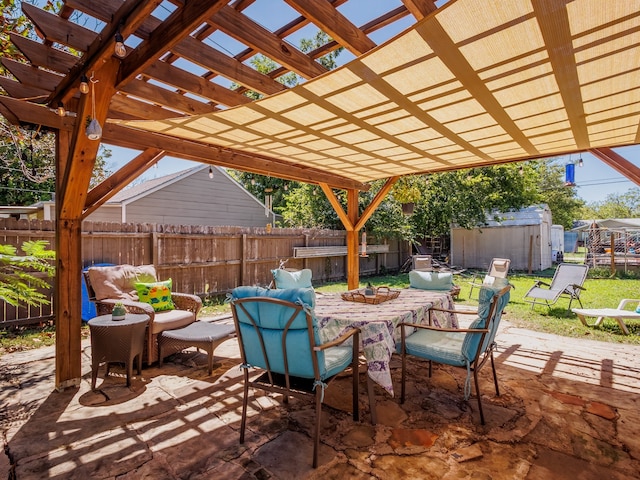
[241, 233, 247, 285]
[610, 232, 616, 276]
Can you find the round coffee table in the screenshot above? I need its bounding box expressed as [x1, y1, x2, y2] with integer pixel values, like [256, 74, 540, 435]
[88, 313, 150, 389]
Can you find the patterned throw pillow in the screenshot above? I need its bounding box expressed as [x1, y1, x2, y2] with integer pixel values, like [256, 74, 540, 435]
[134, 279, 175, 312]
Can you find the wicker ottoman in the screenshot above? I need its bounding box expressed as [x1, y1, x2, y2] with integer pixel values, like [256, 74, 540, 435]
[158, 321, 236, 375]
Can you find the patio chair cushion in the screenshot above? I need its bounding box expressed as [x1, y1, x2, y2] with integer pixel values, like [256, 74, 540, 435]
[88, 264, 157, 301]
[404, 329, 467, 366]
[149, 309, 197, 335]
[271, 268, 313, 289]
[230, 286, 347, 379]
[409, 270, 453, 291]
[134, 279, 175, 312]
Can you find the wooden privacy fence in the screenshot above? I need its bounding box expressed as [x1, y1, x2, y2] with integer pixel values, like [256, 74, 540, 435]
[0, 218, 407, 326]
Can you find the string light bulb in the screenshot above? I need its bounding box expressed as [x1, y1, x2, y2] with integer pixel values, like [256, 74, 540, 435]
[85, 73, 102, 141]
[578, 156, 584, 167]
[114, 30, 127, 58]
[208, 166, 214, 179]
[519, 164, 524, 175]
[55, 101, 65, 117]
[79, 74, 89, 94]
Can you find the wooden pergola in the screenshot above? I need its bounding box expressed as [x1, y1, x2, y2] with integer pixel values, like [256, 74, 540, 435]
[2, 0, 640, 389]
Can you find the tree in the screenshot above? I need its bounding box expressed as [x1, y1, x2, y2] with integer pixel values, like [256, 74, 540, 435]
[0, 120, 112, 205]
[580, 188, 640, 219]
[0, 240, 55, 307]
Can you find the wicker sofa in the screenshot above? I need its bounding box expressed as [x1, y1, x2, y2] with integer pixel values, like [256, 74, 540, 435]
[84, 264, 202, 364]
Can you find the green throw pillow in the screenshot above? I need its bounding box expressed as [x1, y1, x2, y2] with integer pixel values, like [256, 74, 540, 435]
[134, 279, 175, 312]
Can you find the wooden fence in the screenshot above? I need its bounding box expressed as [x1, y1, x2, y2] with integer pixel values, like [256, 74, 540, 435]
[0, 218, 408, 326]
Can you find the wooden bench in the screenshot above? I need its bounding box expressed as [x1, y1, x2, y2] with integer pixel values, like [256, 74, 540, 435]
[293, 244, 390, 258]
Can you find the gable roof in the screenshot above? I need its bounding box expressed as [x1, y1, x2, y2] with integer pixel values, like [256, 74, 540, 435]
[107, 167, 202, 204]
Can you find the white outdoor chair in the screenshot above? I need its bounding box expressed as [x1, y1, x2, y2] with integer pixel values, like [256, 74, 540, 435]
[468, 258, 511, 299]
[524, 263, 589, 311]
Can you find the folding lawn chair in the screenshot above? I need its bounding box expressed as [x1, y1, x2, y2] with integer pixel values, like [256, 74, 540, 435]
[523, 263, 589, 311]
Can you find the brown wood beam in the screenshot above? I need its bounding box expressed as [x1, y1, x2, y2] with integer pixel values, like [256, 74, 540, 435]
[10, 33, 77, 74]
[83, 148, 165, 218]
[212, 5, 328, 79]
[143, 60, 252, 107]
[346, 189, 360, 290]
[58, 58, 120, 218]
[54, 129, 84, 390]
[400, 0, 438, 20]
[52, 0, 162, 107]
[319, 183, 353, 231]
[0, 96, 366, 190]
[589, 147, 640, 186]
[354, 176, 398, 231]
[104, 124, 368, 190]
[284, 0, 376, 56]
[173, 37, 287, 96]
[118, 0, 228, 88]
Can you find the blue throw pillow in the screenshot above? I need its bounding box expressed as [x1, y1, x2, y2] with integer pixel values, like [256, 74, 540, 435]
[409, 270, 453, 291]
[271, 268, 313, 289]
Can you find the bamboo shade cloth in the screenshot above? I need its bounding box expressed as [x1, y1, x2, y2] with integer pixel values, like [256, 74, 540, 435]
[120, 0, 640, 183]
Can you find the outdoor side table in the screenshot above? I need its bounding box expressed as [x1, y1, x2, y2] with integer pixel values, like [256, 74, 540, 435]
[158, 321, 236, 375]
[88, 313, 150, 389]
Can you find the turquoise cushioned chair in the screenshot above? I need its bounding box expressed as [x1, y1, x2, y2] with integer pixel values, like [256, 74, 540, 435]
[399, 285, 511, 424]
[230, 286, 375, 468]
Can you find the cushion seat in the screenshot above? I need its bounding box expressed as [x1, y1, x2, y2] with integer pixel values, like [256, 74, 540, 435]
[402, 329, 467, 367]
[150, 309, 197, 334]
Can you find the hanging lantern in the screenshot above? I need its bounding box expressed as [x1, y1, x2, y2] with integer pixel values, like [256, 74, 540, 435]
[264, 188, 273, 216]
[360, 231, 368, 257]
[564, 163, 575, 186]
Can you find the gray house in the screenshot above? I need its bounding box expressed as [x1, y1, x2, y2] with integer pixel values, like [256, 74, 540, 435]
[31, 165, 275, 228]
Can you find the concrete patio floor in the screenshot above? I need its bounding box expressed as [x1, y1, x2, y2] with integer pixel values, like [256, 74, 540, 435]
[1, 316, 639, 480]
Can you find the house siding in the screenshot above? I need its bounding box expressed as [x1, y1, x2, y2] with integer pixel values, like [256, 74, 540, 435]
[122, 169, 270, 227]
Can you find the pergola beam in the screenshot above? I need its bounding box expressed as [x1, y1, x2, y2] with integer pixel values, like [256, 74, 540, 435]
[589, 148, 640, 186]
[83, 148, 166, 218]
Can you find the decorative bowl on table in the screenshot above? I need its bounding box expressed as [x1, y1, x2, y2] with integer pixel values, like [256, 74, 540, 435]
[341, 286, 400, 304]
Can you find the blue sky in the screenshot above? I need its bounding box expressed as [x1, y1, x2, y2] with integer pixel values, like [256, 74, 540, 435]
[104, 0, 639, 204]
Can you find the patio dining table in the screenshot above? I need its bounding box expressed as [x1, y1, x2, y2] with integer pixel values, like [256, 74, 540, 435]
[315, 288, 458, 396]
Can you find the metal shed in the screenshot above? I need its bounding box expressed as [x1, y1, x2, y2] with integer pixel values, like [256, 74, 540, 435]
[450, 205, 553, 272]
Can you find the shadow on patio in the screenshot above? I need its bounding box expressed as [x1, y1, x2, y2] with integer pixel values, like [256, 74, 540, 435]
[2, 319, 639, 479]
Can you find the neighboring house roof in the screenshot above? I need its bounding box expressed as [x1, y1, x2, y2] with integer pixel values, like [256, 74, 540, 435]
[107, 165, 205, 204]
[573, 219, 640, 231]
[106, 164, 272, 214]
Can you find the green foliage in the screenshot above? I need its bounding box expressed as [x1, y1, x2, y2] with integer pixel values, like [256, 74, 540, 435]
[0, 240, 55, 307]
[580, 187, 640, 220]
[0, 120, 113, 205]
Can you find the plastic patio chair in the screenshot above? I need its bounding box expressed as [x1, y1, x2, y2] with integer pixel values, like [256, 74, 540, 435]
[468, 258, 511, 299]
[399, 285, 511, 424]
[229, 286, 376, 468]
[523, 263, 589, 311]
[412, 254, 433, 271]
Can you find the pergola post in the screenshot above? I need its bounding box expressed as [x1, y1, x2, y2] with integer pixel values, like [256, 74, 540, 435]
[54, 58, 119, 390]
[346, 189, 360, 290]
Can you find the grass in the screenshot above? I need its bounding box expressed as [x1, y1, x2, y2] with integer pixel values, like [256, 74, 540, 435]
[3, 267, 639, 357]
